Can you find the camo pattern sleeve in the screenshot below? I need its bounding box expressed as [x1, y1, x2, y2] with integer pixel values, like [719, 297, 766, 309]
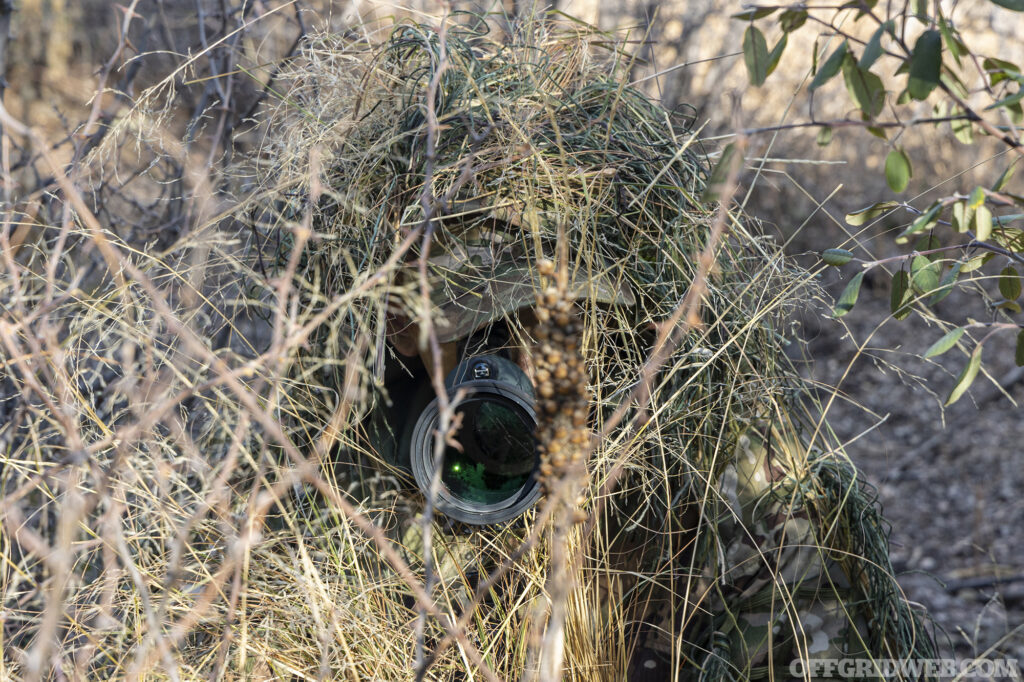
[701, 413, 937, 681]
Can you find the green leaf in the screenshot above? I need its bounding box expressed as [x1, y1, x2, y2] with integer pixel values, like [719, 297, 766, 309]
[842, 55, 886, 118]
[732, 6, 779, 20]
[911, 254, 941, 294]
[817, 126, 834, 146]
[999, 265, 1022, 300]
[810, 41, 848, 91]
[767, 34, 788, 78]
[907, 30, 942, 100]
[743, 25, 771, 86]
[1016, 330, 1024, 367]
[983, 57, 1022, 86]
[701, 142, 742, 203]
[941, 66, 970, 98]
[975, 204, 993, 241]
[939, 18, 965, 68]
[952, 201, 973, 233]
[925, 327, 965, 358]
[993, 161, 1019, 192]
[822, 248, 854, 266]
[846, 201, 900, 226]
[867, 125, 888, 140]
[859, 22, 891, 70]
[885, 147, 912, 192]
[897, 202, 942, 241]
[989, 0, 1024, 11]
[985, 88, 1024, 111]
[779, 8, 808, 32]
[960, 254, 989, 273]
[891, 270, 913, 320]
[834, 271, 865, 317]
[930, 262, 962, 304]
[1009, 101, 1024, 125]
[951, 106, 974, 144]
[915, 234, 943, 261]
[969, 186, 986, 209]
[945, 346, 982, 406]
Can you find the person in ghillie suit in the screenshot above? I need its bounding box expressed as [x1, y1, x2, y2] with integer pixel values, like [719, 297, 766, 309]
[258, 12, 938, 681]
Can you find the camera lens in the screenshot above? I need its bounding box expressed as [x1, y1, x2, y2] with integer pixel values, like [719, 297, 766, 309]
[409, 355, 542, 525]
[440, 399, 536, 505]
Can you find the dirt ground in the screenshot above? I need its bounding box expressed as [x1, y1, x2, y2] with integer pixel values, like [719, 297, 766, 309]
[790, 251, 1024, 665]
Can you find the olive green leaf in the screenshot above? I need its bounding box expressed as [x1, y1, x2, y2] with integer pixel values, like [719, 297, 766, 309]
[859, 22, 893, 70]
[867, 125, 888, 139]
[985, 88, 1024, 111]
[915, 234, 943, 261]
[732, 6, 779, 20]
[969, 186, 986, 209]
[908, 30, 942, 100]
[701, 142, 742, 203]
[885, 147, 912, 192]
[897, 202, 941, 242]
[1016, 329, 1024, 367]
[891, 270, 913, 320]
[975, 204, 993, 241]
[810, 41, 848, 91]
[930, 262, 962, 304]
[960, 253, 990, 273]
[834, 271, 865, 317]
[779, 8, 808, 32]
[925, 327, 965, 358]
[952, 201, 973, 233]
[846, 201, 900, 226]
[942, 67, 971, 98]
[945, 346, 982, 406]
[842, 55, 886, 117]
[817, 126, 834, 146]
[993, 161, 1018, 192]
[983, 57, 1022, 86]
[743, 25, 770, 86]
[822, 248, 854, 266]
[939, 18, 966, 67]
[911, 254, 940, 294]
[766, 34, 788, 78]
[999, 265, 1022, 300]
[989, 0, 1024, 12]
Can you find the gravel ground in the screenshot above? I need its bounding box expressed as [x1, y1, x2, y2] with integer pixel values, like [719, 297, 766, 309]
[797, 267, 1024, 667]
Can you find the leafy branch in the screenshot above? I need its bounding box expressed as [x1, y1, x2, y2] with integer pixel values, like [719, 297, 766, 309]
[735, 0, 1024, 404]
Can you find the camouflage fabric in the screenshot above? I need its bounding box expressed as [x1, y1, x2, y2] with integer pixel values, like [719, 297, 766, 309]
[629, 416, 874, 681]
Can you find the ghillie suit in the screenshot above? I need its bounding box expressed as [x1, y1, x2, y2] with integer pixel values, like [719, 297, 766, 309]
[253, 13, 939, 682]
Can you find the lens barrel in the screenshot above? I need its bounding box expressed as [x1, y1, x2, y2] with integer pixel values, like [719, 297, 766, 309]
[409, 355, 541, 525]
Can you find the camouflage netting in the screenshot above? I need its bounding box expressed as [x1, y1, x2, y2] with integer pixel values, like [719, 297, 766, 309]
[0, 10, 936, 681]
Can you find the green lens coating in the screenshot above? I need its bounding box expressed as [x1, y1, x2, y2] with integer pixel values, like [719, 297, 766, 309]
[441, 400, 536, 505]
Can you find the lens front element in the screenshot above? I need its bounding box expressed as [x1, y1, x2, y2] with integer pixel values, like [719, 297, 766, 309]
[409, 355, 541, 525]
[441, 399, 536, 505]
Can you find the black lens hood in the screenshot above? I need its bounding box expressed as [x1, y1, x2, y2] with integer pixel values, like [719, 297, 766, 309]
[409, 380, 542, 525]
